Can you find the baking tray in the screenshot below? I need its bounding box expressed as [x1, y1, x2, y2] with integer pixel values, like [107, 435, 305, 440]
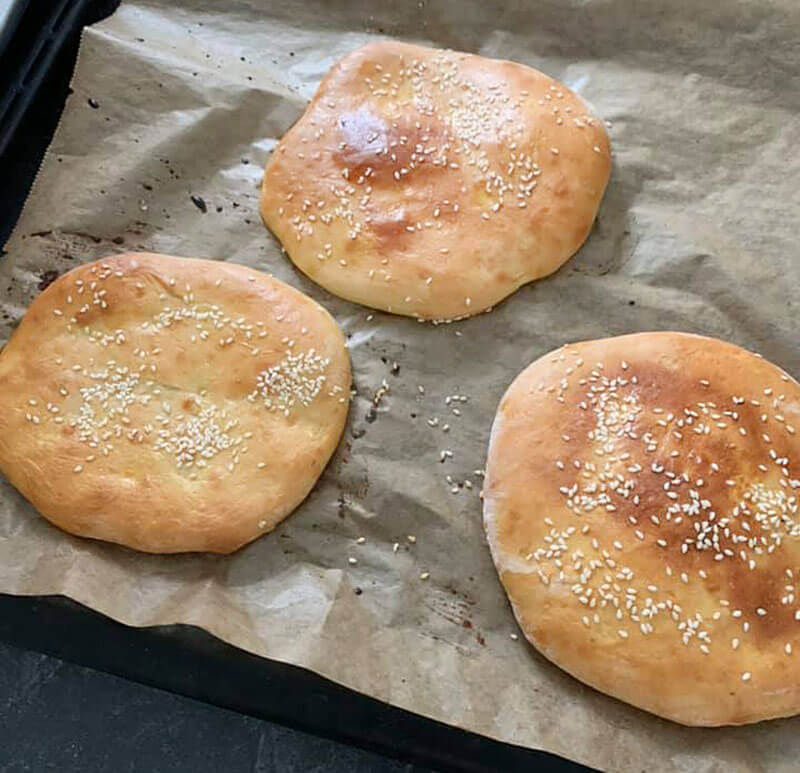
[0, 3, 596, 772]
[0, 0, 96, 158]
[0, 0, 28, 57]
[0, 593, 595, 773]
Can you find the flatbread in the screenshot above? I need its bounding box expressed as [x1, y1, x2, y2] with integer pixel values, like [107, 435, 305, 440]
[0, 252, 351, 554]
[261, 40, 610, 320]
[484, 332, 800, 725]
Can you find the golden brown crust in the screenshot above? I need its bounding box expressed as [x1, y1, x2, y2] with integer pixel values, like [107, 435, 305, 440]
[484, 332, 800, 725]
[0, 253, 351, 554]
[261, 40, 610, 320]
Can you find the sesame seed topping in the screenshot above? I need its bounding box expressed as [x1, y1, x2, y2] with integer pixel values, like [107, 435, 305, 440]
[250, 349, 330, 415]
[21, 266, 348, 493]
[273, 47, 612, 311]
[516, 350, 800, 668]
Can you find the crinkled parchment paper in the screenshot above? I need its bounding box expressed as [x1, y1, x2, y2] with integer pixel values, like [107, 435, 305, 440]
[2, 1, 800, 770]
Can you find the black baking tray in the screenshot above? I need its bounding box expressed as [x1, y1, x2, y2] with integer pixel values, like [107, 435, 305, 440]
[0, 594, 595, 773]
[0, 3, 597, 771]
[0, 0, 29, 58]
[0, 0, 95, 158]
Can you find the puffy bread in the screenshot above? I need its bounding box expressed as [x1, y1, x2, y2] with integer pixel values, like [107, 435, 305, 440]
[261, 40, 610, 320]
[0, 253, 351, 554]
[484, 332, 800, 726]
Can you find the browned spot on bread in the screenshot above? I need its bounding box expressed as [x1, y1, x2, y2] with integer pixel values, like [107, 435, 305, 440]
[260, 40, 610, 320]
[485, 332, 800, 726]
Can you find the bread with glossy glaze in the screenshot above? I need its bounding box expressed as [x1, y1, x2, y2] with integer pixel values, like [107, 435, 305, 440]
[261, 40, 610, 320]
[0, 253, 351, 554]
[484, 332, 800, 725]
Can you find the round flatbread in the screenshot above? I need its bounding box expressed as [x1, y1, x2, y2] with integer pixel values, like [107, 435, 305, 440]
[261, 40, 610, 320]
[0, 253, 351, 554]
[484, 332, 800, 725]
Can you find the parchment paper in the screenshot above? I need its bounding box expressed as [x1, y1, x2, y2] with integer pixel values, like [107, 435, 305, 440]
[2, 1, 800, 770]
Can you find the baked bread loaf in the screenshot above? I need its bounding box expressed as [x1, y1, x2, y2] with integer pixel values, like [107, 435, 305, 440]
[261, 40, 610, 320]
[0, 253, 351, 554]
[484, 332, 800, 725]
